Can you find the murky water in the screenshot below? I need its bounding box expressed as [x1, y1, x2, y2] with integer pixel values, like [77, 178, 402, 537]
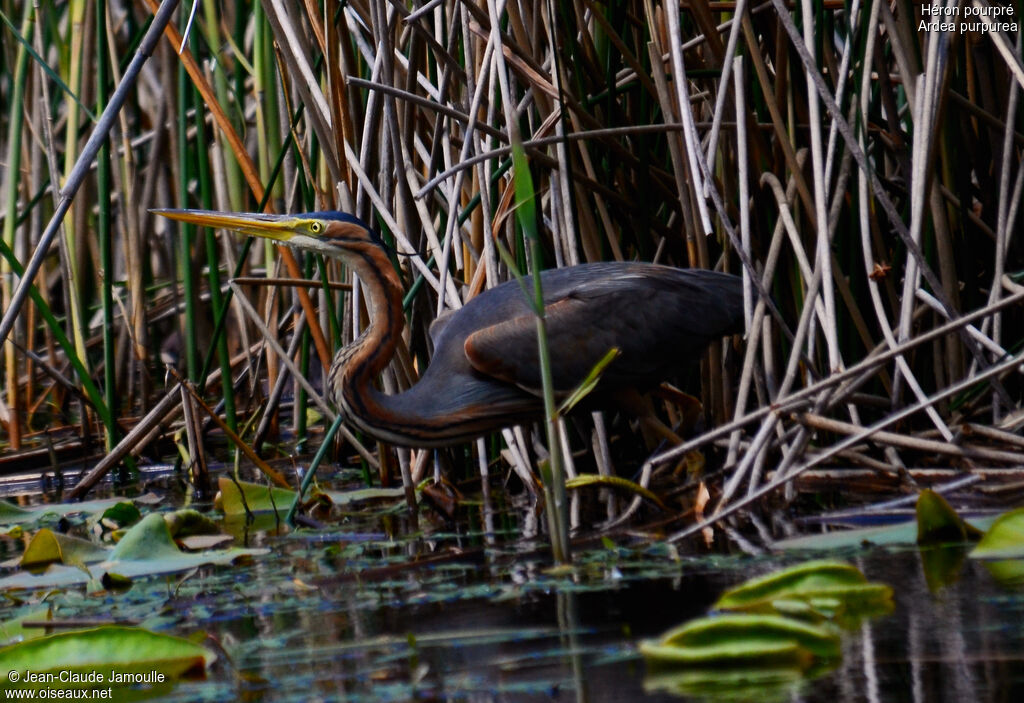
[155, 545, 1023, 702]
[2, 465, 1023, 702]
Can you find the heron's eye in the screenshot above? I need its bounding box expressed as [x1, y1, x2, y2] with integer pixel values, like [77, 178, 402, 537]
[310, 222, 322, 234]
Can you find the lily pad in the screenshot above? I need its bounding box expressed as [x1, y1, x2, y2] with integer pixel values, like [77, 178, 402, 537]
[217, 477, 411, 517]
[0, 497, 134, 527]
[970, 507, 1024, 560]
[717, 561, 859, 608]
[0, 608, 51, 646]
[217, 477, 296, 516]
[99, 502, 142, 529]
[712, 560, 894, 625]
[19, 530, 109, 569]
[0, 513, 267, 591]
[641, 613, 840, 668]
[644, 664, 810, 703]
[916, 490, 983, 545]
[0, 626, 215, 687]
[777, 510, 995, 551]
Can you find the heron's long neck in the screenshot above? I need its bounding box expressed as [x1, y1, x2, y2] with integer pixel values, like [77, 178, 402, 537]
[335, 243, 404, 385]
[330, 243, 416, 438]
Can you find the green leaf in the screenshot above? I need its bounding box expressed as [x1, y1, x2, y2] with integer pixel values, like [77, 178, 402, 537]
[715, 560, 864, 610]
[0, 608, 51, 646]
[511, 143, 538, 242]
[163, 510, 220, 538]
[0, 512, 268, 591]
[916, 490, 983, 545]
[565, 473, 668, 511]
[217, 477, 295, 516]
[0, 626, 215, 687]
[557, 347, 621, 415]
[713, 560, 893, 623]
[218, 477, 410, 517]
[644, 665, 811, 702]
[639, 638, 809, 667]
[100, 502, 142, 529]
[0, 497, 135, 527]
[19, 530, 108, 569]
[110, 514, 182, 561]
[641, 613, 841, 674]
[970, 507, 1024, 559]
[776, 513, 999, 552]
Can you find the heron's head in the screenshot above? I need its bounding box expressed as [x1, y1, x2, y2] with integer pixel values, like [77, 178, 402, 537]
[151, 209, 379, 259]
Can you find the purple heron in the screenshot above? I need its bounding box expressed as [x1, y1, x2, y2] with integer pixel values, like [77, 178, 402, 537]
[154, 210, 745, 448]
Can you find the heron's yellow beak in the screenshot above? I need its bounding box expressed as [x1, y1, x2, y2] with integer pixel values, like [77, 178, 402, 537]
[151, 209, 304, 243]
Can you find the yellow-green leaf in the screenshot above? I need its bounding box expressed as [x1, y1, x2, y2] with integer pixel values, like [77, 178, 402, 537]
[217, 477, 295, 516]
[916, 490, 983, 545]
[714, 560, 866, 611]
[655, 613, 841, 659]
[0, 626, 215, 687]
[557, 347, 621, 415]
[20, 530, 108, 569]
[564, 474, 668, 511]
[970, 507, 1024, 560]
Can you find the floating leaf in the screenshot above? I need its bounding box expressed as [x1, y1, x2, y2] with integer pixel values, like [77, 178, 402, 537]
[715, 561, 864, 610]
[713, 560, 893, 624]
[110, 514, 182, 561]
[218, 477, 410, 517]
[0, 608, 51, 646]
[326, 486, 411, 505]
[217, 477, 296, 516]
[178, 535, 234, 551]
[916, 490, 983, 545]
[0, 512, 268, 591]
[0, 498, 134, 527]
[100, 502, 141, 529]
[776, 513, 998, 551]
[640, 638, 808, 667]
[19, 530, 108, 569]
[657, 614, 840, 659]
[775, 522, 920, 550]
[163, 510, 220, 538]
[0, 626, 215, 687]
[644, 665, 810, 703]
[640, 613, 840, 672]
[970, 507, 1024, 560]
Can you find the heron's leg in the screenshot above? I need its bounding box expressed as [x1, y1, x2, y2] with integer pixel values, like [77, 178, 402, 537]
[614, 388, 705, 476]
[612, 387, 680, 445]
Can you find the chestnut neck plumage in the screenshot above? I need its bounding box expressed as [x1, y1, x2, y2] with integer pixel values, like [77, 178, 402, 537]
[327, 239, 410, 441]
[325, 233, 536, 447]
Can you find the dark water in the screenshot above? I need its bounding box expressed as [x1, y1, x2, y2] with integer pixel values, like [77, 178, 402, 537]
[2, 466, 1024, 702]
[151, 532, 1024, 701]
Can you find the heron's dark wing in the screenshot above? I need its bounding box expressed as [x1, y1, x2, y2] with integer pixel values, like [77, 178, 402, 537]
[463, 268, 743, 395]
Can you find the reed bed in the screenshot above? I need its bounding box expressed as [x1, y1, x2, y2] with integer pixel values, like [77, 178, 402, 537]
[0, 0, 1021, 538]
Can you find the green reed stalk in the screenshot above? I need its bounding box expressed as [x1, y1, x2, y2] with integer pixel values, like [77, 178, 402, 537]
[191, 29, 237, 431]
[178, 57, 199, 381]
[512, 143, 571, 564]
[96, 0, 116, 451]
